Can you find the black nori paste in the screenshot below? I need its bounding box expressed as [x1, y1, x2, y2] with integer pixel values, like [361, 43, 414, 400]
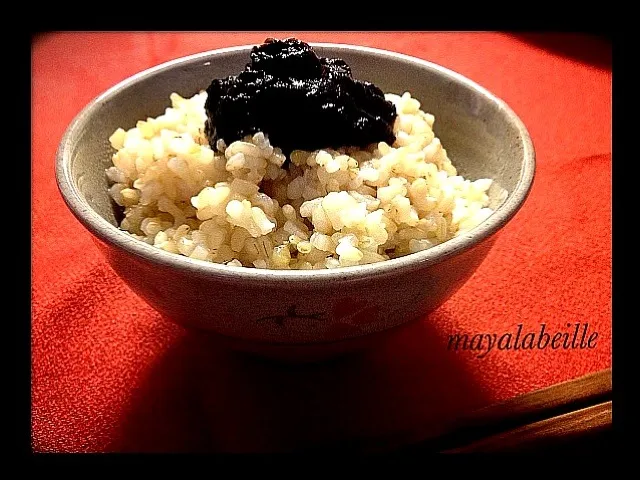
[204, 38, 397, 158]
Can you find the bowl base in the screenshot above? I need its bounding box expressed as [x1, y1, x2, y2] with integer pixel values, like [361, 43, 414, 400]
[187, 317, 426, 363]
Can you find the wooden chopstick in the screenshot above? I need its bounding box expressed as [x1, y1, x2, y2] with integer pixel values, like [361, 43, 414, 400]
[438, 368, 612, 449]
[380, 368, 612, 454]
[444, 401, 612, 452]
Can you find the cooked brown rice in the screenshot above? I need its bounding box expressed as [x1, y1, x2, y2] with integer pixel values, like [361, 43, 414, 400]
[106, 91, 499, 269]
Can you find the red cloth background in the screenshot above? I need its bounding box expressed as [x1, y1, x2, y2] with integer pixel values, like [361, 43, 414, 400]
[31, 32, 612, 452]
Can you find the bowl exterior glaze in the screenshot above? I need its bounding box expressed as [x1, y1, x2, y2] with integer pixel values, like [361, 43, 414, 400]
[56, 44, 534, 354]
[95, 233, 496, 345]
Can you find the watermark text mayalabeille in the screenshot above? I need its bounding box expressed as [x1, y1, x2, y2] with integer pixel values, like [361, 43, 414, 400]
[448, 323, 598, 359]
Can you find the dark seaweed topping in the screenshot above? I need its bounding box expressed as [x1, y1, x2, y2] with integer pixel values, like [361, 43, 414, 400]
[204, 38, 397, 158]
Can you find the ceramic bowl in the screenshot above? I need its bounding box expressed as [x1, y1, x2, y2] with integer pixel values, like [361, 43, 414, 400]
[56, 43, 535, 359]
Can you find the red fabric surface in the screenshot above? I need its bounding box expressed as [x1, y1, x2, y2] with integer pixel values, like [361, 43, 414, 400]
[31, 32, 612, 452]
